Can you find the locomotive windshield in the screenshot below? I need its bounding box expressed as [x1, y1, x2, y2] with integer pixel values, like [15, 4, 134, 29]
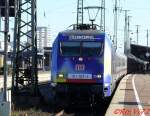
[60, 41, 103, 57]
[60, 42, 80, 56]
[82, 42, 103, 56]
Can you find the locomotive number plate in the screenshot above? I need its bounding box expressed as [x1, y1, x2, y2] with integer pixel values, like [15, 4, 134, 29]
[68, 74, 92, 79]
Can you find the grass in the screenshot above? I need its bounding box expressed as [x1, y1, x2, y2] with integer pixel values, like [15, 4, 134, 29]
[11, 95, 54, 116]
[11, 108, 52, 116]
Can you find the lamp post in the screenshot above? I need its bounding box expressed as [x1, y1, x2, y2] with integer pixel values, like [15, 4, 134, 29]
[136, 25, 140, 45]
[3, 0, 9, 102]
[146, 30, 150, 58]
[43, 50, 45, 71]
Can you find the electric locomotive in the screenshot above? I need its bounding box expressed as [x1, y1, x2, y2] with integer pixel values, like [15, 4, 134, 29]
[51, 25, 127, 103]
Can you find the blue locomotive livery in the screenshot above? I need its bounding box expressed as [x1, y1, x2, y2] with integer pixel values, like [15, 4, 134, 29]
[51, 29, 127, 101]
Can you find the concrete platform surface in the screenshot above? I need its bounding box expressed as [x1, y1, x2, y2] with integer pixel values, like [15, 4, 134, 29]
[105, 74, 150, 116]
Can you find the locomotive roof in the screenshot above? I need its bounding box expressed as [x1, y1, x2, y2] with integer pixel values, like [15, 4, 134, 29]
[59, 30, 106, 36]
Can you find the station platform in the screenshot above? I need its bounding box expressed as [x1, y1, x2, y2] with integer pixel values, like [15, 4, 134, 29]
[0, 71, 50, 89]
[105, 74, 150, 116]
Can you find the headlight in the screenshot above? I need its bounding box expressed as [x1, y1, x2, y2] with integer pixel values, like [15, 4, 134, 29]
[58, 74, 64, 78]
[51, 83, 57, 87]
[97, 74, 102, 78]
[104, 83, 109, 87]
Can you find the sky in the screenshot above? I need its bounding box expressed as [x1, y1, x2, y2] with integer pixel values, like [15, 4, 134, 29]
[36, 0, 150, 50]
[1, 0, 150, 52]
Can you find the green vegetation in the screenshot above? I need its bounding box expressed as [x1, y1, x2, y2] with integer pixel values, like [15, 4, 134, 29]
[11, 108, 51, 116]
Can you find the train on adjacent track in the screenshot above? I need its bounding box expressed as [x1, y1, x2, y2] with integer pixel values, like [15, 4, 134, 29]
[51, 24, 127, 105]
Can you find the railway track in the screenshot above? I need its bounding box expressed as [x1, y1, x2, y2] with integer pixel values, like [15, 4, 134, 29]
[39, 81, 118, 116]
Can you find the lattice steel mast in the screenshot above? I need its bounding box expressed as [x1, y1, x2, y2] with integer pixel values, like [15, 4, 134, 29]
[77, 0, 84, 27]
[100, 0, 105, 32]
[12, 0, 38, 95]
[113, 0, 118, 49]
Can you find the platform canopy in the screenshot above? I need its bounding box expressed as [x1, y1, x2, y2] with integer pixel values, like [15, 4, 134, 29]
[0, 0, 15, 17]
[131, 44, 150, 61]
